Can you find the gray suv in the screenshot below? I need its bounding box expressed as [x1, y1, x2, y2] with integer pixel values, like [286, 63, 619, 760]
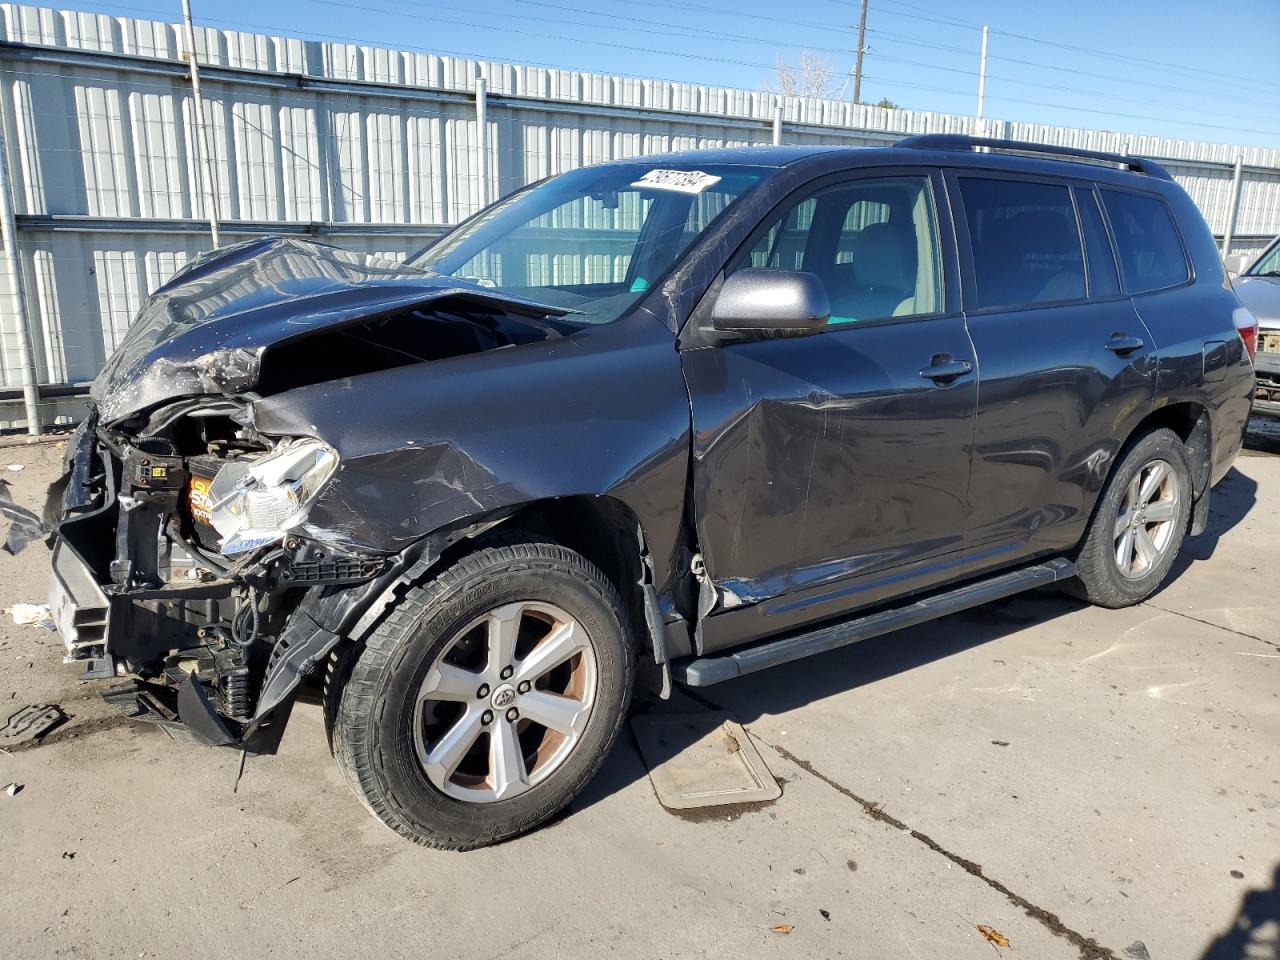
[35, 135, 1255, 848]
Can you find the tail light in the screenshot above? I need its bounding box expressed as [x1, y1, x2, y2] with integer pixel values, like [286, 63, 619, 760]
[1234, 306, 1259, 362]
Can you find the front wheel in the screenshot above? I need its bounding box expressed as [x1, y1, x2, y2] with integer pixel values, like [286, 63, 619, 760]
[330, 539, 635, 849]
[1069, 428, 1193, 608]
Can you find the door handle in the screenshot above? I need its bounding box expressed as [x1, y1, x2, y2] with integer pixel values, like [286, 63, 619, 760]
[919, 358, 973, 382]
[1104, 333, 1145, 355]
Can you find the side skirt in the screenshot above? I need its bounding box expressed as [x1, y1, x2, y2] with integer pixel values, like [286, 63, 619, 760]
[673, 557, 1076, 686]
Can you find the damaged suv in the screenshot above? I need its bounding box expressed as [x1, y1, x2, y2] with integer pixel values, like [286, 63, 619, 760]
[41, 136, 1254, 848]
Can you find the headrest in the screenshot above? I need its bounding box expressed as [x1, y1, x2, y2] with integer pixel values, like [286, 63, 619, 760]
[853, 221, 917, 292]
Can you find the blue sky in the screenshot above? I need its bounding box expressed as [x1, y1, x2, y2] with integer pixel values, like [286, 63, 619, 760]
[61, 0, 1280, 148]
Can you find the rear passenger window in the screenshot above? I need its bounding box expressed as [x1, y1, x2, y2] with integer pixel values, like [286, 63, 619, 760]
[959, 178, 1085, 309]
[1073, 188, 1120, 298]
[1100, 190, 1189, 293]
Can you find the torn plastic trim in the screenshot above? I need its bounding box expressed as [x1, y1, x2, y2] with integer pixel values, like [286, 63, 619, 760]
[239, 516, 507, 746]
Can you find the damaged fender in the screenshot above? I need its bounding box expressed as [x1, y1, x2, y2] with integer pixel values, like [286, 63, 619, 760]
[251, 310, 694, 599]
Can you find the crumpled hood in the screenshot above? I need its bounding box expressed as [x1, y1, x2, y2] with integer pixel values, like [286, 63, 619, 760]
[91, 237, 568, 425]
[1235, 275, 1280, 330]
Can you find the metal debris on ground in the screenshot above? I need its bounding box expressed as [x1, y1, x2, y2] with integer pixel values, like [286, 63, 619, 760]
[1122, 941, 1151, 959]
[0, 703, 67, 746]
[0, 482, 45, 555]
[631, 712, 781, 811]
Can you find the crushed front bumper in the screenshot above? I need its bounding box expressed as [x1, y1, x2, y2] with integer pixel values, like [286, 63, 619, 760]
[44, 419, 423, 755]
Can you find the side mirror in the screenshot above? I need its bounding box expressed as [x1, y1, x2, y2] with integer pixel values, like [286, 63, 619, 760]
[1224, 253, 1250, 277]
[711, 268, 830, 335]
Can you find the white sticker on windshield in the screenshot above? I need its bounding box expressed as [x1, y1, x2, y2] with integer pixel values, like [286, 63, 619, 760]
[630, 169, 722, 194]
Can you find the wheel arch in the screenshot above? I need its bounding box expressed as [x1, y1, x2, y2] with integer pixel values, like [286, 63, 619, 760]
[325, 495, 686, 709]
[476, 495, 686, 681]
[1124, 401, 1212, 498]
[1071, 399, 1210, 560]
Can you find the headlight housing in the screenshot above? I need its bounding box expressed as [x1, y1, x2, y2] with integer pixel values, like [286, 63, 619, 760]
[207, 439, 339, 555]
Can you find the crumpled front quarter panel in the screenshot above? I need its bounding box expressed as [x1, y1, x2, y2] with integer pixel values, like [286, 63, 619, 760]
[251, 314, 691, 585]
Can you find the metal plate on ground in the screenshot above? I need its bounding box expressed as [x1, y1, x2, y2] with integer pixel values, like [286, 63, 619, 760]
[0, 704, 67, 746]
[631, 712, 781, 810]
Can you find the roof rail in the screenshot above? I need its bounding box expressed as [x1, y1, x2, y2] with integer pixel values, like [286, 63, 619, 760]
[894, 134, 1172, 180]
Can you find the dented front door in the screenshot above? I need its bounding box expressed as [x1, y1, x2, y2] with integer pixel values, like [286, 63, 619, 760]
[681, 169, 978, 652]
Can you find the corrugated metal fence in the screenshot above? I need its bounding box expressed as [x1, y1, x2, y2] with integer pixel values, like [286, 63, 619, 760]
[1, 2, 1278, 428]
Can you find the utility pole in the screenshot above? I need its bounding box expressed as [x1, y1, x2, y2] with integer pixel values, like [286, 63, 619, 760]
[1222, 155, 1244, 257]
[852, 0, 868, 105]
[976, 24, 989, 122]
[181, 0, 221, 248]
[474, 77, 489, 209]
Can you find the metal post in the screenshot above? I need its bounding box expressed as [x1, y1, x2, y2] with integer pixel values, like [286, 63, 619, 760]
[181, 0, 221, 247]
[851, 0, 868, 105]
[976, 25, 989, 121]
[475, 77, 489, 210]
[772, 99, 782, 146]
[1221, 154, 1244, 257]
[0, 91, 41, 435]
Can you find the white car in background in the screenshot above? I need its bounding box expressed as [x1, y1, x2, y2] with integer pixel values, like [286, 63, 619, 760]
[1232, 237, 1280, 417]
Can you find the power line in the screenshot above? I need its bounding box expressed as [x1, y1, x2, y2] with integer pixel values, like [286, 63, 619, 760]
[986, 25, 1261, 88]
[864, 28, 1280, 113]
[862, 74, 1279, 139]
[288, 0, 1280, 139]
[38, 0, 1280, 145]
[828, 0, 1262, 88]
[865, 53, 1280, 124]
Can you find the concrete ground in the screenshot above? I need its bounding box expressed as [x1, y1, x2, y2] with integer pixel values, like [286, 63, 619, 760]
[0, 422, 1277, 960]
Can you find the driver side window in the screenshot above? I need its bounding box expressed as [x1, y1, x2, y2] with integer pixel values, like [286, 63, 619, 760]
[733, 176, 942, 324]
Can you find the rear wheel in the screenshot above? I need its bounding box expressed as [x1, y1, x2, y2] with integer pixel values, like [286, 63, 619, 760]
[1069, 428, 1192, 608]
[330, 539, 634, 849]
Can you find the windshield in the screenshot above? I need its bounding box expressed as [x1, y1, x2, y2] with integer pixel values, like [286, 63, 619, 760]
[1245, 238, 1280, 277]
[410, 162, 775, 324]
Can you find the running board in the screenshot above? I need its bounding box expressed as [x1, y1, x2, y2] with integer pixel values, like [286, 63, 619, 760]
[674, 557, 1076, 686]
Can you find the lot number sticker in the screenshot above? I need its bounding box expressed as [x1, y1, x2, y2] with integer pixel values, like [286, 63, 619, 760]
[631, 169, 722, 194]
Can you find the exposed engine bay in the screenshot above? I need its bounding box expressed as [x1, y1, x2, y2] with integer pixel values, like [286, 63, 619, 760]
[42, 238, 584, 753]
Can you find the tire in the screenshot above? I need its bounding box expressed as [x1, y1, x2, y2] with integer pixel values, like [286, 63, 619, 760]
[1069, 428, 1193, 608]
[330, 539, 635, 850]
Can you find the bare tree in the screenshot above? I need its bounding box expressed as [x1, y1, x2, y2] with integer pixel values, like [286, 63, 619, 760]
[768, 51, 840, 99]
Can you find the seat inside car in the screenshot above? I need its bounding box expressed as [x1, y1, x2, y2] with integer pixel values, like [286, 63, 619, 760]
[818, 219, 920, 322]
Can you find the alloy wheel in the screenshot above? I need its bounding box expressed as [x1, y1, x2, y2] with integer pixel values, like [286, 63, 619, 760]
[1113, 458, 1180, 580]
[412, 600, 598, 803]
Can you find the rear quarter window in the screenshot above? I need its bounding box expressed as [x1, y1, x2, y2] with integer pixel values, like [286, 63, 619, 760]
[1099, 190, 1189, 293]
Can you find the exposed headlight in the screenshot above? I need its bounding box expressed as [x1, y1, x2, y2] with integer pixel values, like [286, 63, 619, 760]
[207, 439, 339, 555]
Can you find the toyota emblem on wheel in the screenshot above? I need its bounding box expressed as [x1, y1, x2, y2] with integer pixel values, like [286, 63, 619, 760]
[491, 685, 517, 709]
